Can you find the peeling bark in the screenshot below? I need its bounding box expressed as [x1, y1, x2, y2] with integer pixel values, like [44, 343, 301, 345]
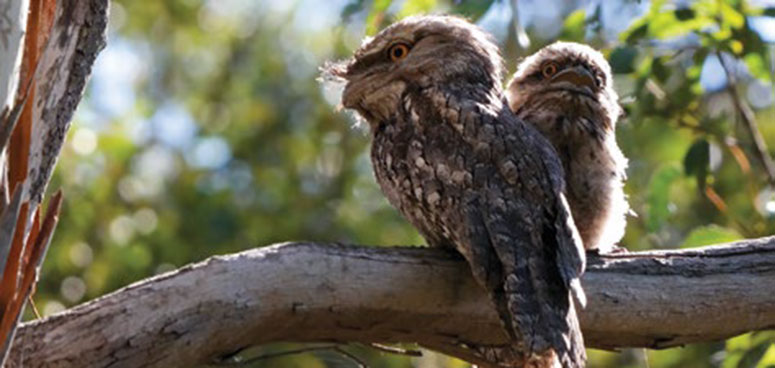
[26, 0, 108, 206]
[0, 0, 107, 366]
[6, 238, 775, 368]
[0, 0, 28, 111]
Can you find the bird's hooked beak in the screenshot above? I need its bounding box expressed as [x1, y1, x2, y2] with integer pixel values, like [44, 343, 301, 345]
[551, 65, 598, 92]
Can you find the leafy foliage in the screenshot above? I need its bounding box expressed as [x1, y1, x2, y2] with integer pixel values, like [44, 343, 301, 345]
[31, 0, 775, 366]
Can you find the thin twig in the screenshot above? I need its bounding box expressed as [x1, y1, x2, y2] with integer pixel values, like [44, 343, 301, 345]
[0, 190, 63, 364]
[770, 45, 775, 138]
[716, 51, 775, 184]
[642, 348, 651, 368]
[26, 295, 40, 319]
[332, 346, 368, 368]
[212, 344, 339, 366]
[212, 343, 371, 368]
[365, 343, 423, 357]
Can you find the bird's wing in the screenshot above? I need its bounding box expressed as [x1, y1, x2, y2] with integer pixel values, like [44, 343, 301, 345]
[552, 191, 587, 306]
[455, 111, 586, 367]
[458, 189, 585, 368]
[515, 113, 586, 305]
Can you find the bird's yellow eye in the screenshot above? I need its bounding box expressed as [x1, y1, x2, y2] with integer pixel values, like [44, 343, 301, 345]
[542, 63, 558, 78]
[388, 43, 411, 62]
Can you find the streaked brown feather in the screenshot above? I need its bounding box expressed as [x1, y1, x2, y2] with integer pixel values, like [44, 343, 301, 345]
[328, 16, 587, 368]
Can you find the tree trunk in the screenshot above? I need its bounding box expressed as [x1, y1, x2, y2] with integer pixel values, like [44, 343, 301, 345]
[7, 237, 775, 368]
[0, 0, 28, 112]
[25, 0, 108, 207]
[0, 0, 107, 366]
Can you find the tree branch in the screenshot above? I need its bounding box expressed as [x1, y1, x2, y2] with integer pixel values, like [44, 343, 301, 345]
[0, 1, 106, 366]
[716, 51, 775, 184]
[4, 237, 775, 367]
[26, 0, 108, 207]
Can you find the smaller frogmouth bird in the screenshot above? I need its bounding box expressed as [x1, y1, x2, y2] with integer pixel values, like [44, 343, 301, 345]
[507, 42, 629, 253]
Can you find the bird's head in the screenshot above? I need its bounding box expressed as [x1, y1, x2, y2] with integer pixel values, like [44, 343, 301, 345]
[506, 41, 621, 132]
[323, 15, 503, 126]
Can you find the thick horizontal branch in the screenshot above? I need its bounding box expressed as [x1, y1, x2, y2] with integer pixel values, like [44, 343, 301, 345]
[7, 237, 775, 367]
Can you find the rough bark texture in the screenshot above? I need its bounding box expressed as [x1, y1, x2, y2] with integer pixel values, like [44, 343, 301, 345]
[26, 0, 108, 206]
[6, 237, 775, 368]
[0, 0, 106, 366]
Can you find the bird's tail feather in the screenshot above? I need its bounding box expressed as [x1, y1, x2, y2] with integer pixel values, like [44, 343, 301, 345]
[470, 260, 585, 367]
[506, 269, 585, 368]
[460, 203, 586, 367]
[488, 216, 585, 367]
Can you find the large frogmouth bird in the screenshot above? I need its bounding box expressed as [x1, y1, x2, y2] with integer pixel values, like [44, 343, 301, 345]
[324, 16, 586, 367]
[507, 42, 629, 253]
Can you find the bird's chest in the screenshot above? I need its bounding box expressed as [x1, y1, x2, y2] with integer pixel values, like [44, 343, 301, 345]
[539, 115, 617, 208]
[370, 120, 467, 246]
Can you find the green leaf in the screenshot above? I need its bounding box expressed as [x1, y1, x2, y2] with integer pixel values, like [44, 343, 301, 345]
[739, 343, 771, 368]
[675, 8, 695, 20]
[728, 334, 753, 351]
[398, 0, 438, 19]
[652, 57, 670, 81]
[365, 0, 393, 35]
[452, 0, 495, 19]
[681, 225, 742, 248]
[720, 2, 745, 29]
[686, 64, 702, 80]
[724, 352, 745, 368]
[731, 23, 766, 55]
[753, 332, 775, 347]
[623, 23, 648, 44]
[561, 9, 587, 41]
[610, 46, 638, 74]
[635, 54, 653, 78]
[757, 343, 775, 367]
[646, 165, 682, 231]
[654, 16, 715, 39]
[744, 53, 770, 82]
[692, 47, 710, 67]
[683, 139, 710, 187]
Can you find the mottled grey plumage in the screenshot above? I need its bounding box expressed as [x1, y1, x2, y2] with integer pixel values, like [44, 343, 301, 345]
[324, 16, 586, 367]
[506, 42, 629, 253]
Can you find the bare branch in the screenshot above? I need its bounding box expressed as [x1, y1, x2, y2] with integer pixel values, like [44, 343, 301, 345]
[0, 0, 107, 365]
[6, 238, 775, 368]
[213, 344, 340, 366]
[365, 343, 423, 357]
[25, 0, 108, 207]
[716, 51, 775, 184]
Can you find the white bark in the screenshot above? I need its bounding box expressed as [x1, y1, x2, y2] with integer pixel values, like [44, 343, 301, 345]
[0, 0, 28, 113]
[6, 238, 775, 368]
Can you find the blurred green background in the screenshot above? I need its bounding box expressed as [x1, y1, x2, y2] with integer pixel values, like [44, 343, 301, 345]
[30, 0, 775, 366]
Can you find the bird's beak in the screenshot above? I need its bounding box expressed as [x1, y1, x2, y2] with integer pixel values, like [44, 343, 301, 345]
[321, 60, 352, 81]
[551, 65, 597, 91]
[320, 60, 357, 110]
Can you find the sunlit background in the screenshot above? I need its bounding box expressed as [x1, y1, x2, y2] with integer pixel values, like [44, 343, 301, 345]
[32, 0, 775, 366]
